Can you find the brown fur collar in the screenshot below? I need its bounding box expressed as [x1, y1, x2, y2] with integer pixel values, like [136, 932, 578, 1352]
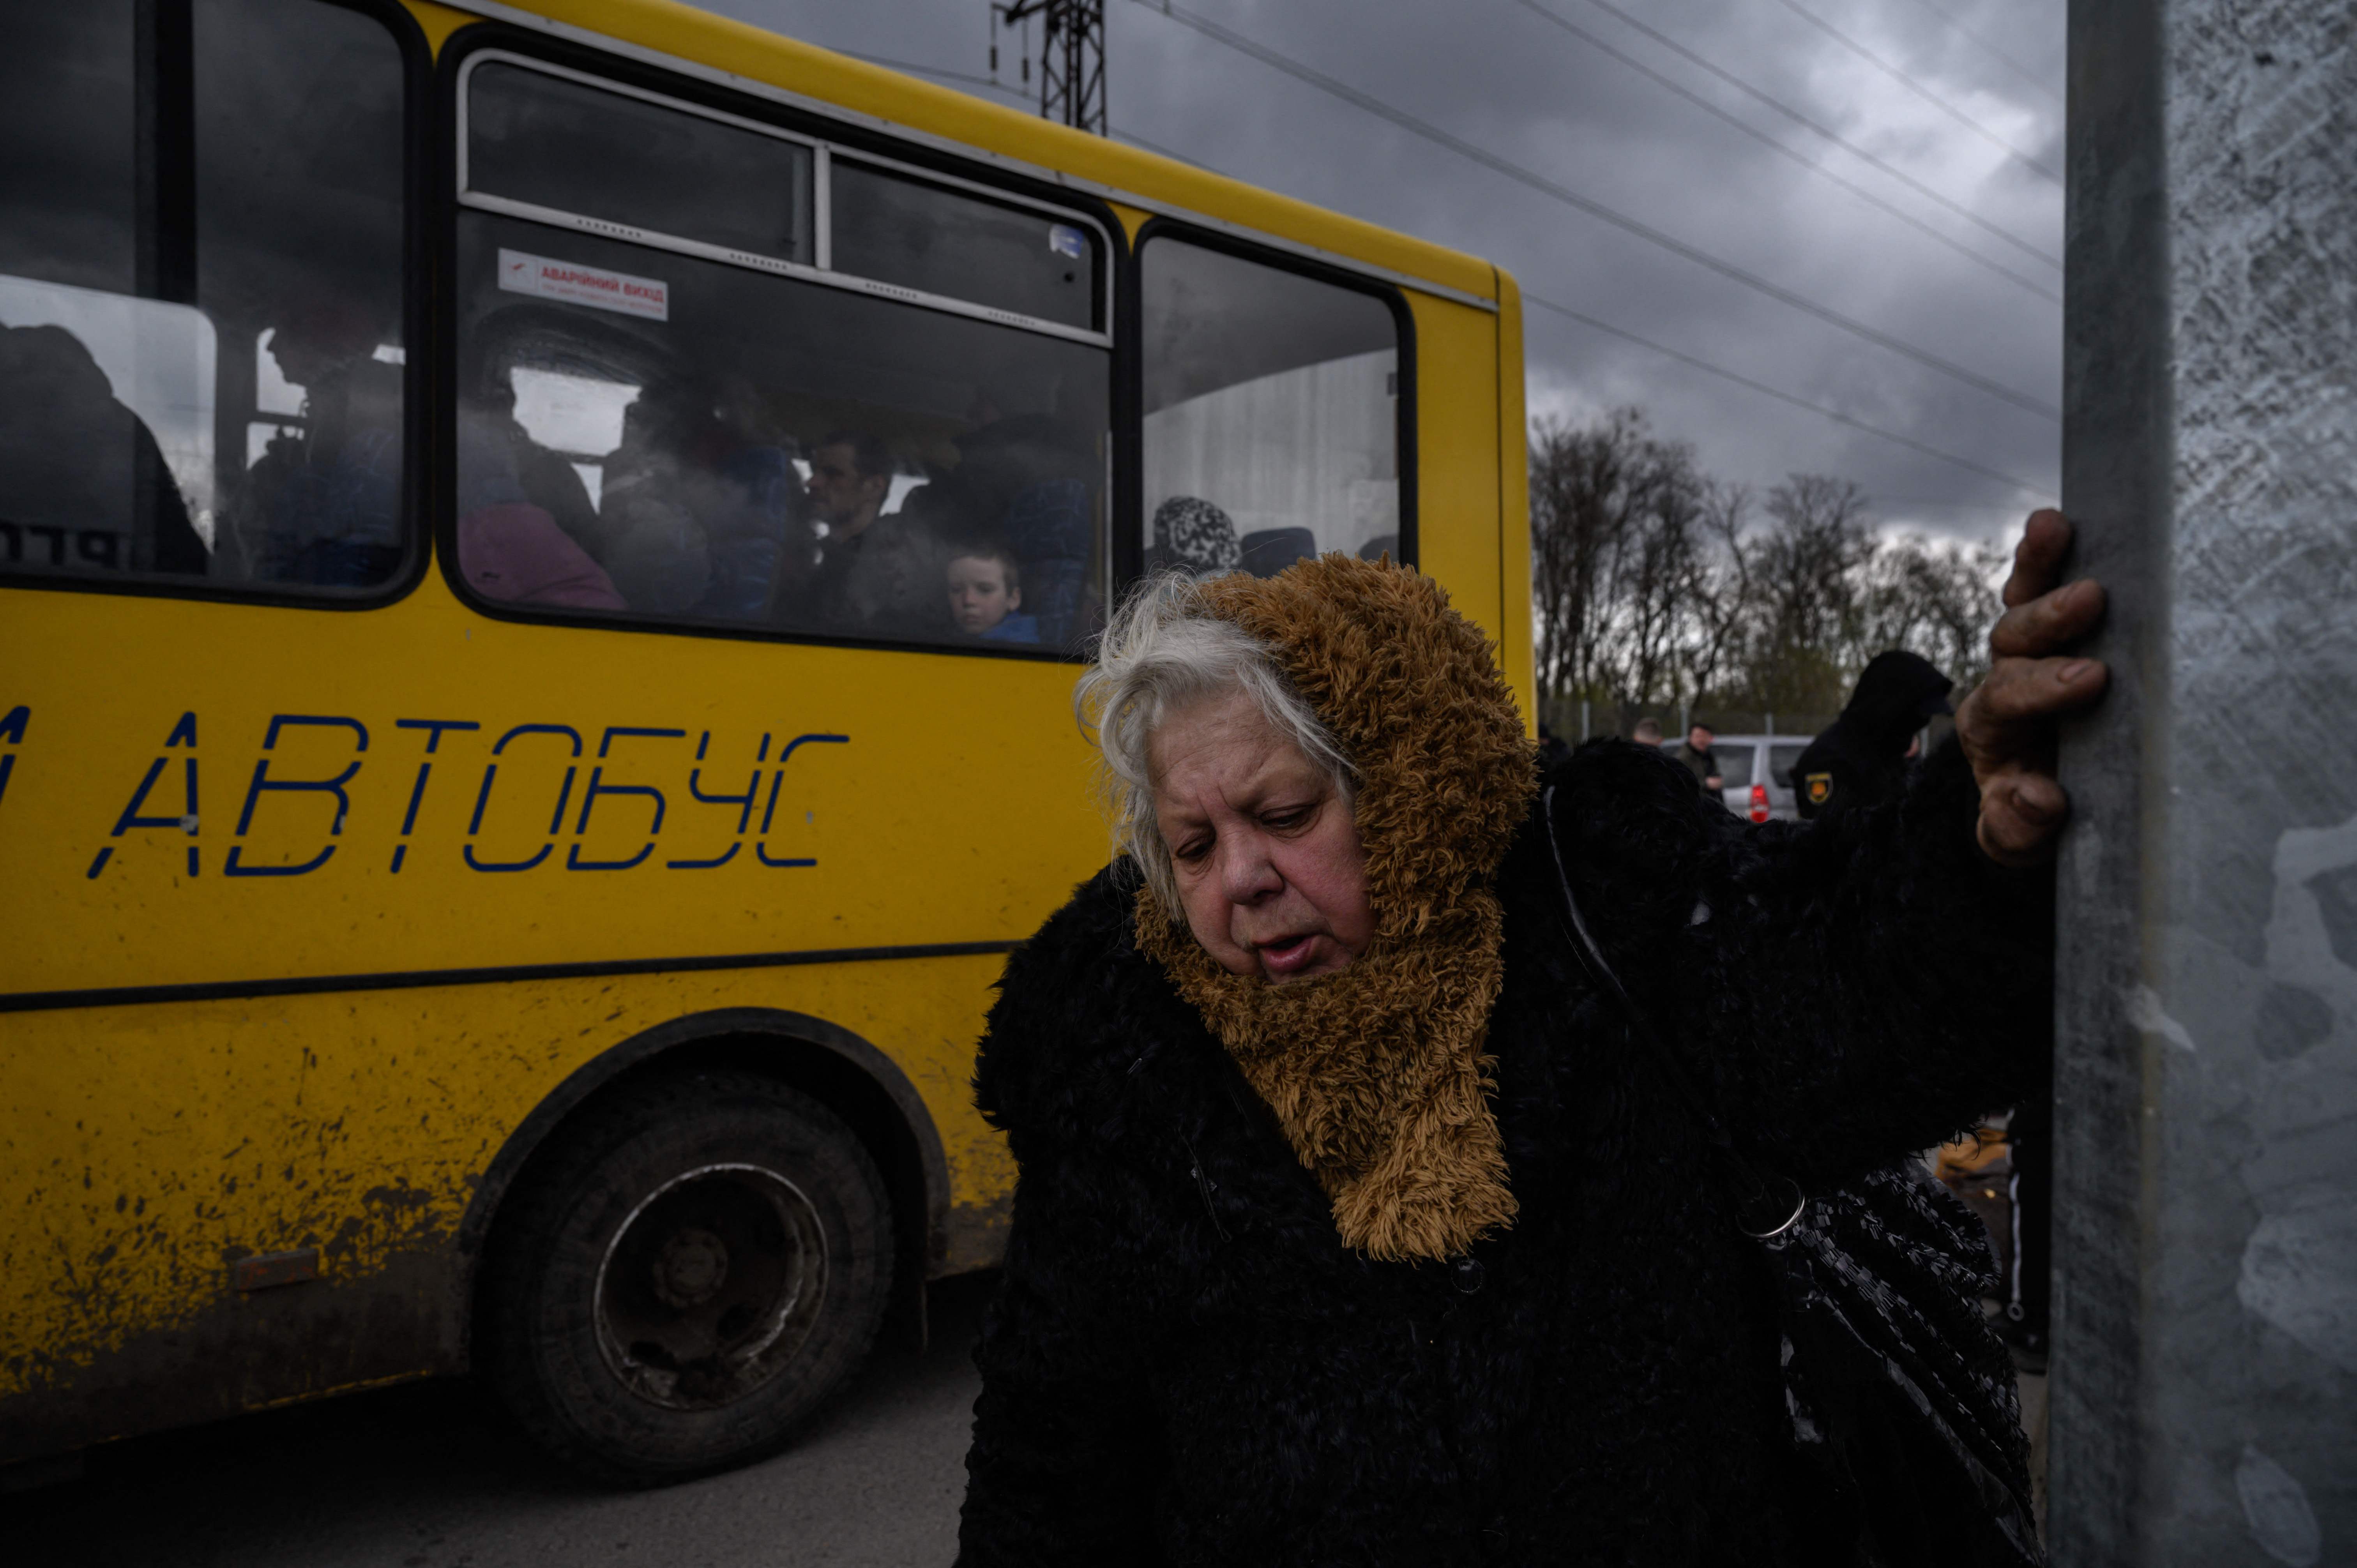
[1135, 557, 1537, 1261]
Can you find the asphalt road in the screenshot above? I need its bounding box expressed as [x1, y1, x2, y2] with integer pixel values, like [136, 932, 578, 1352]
[7, 1272, 997, 1568]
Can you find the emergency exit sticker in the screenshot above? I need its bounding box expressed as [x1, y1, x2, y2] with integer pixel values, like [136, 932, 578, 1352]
[497, 248, 670, 321]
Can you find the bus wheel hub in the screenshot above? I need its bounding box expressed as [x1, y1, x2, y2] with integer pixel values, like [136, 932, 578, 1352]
[652, 1227, 730, 1308]
[592, 1162, 829, 1410]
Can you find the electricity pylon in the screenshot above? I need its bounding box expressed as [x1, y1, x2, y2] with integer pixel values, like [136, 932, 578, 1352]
[989, 0, 1106, 135]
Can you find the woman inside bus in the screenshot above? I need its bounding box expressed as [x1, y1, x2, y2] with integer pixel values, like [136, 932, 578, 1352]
[955, 512, 2106, 1564]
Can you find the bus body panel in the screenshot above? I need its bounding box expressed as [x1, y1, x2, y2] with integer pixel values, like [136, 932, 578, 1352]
[2, 583, 1105, 998]
[1491, 269, 1537, 730]
[1405, 290, 1507, 643]
[0, 954, 1011, 1459]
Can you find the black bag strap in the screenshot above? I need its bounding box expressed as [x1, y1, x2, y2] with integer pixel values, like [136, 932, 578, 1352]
[1542, 786, 1806, 1240]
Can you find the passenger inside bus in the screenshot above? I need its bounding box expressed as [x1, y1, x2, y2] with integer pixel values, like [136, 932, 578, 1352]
[945, 540, 1037, 644]
[237, 290, 405, 587]
[597, 374, 811, 620]
[788, 429, 945, 638]
[459, 381, 605, 567]
[1148, 494, 1243, 577]
[947, 402, 1098, 645]
[0, 321, 207, 577]
[452, 410, 625, 611]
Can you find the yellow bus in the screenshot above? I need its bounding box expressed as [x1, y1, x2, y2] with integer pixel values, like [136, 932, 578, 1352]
[0, 0, 1532, 1483]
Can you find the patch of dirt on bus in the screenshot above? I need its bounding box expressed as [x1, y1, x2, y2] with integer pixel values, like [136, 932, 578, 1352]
[940, 1192, 1014, 1275]
[0, 1247, 463, 1465]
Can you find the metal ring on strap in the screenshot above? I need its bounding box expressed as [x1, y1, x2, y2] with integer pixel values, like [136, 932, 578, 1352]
[1739, 1176, 1809, 1242]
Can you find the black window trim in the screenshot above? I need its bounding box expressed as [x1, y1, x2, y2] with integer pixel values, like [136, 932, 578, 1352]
[435, 20, 1123, 664]
[456, 48, 1114, 348]
[0, 0, 434, 614]
[1117, 215, 1418, 595]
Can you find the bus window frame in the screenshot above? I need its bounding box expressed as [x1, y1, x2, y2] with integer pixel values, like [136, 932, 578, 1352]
[0, 0, 434, 614]
[454, 50, 1115, 346]
[1120, 215, 1418, 593]
[435, 21, 1127, 662]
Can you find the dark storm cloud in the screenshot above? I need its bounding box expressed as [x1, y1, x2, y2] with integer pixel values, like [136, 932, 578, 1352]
[701, 0, 2063, 542]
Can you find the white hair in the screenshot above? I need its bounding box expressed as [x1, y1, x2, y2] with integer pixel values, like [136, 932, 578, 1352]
[1074, 572, 1353, 910]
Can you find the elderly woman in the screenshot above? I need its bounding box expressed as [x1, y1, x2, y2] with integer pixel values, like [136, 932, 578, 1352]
[956, 514, 2105, 1564]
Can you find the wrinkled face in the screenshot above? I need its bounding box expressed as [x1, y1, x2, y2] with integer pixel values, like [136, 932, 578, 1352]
[1150, 689, 1371, 983]
[947, 554, 1019, 633]
[807, 442, 889, 532]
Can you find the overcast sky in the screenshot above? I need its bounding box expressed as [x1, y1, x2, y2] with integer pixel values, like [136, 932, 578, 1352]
[703, 0, 2064, 546]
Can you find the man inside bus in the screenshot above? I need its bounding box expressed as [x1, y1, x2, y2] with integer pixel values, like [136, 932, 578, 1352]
[789, 427, 944, 637]
[241, 288, 405, 587]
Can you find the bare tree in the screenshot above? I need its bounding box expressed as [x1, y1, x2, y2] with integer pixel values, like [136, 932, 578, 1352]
[1852, 533, 2007, 689]
[1529, 410, 1640, 703]
[1673, 481, 1754, 712]
[1597, 443, 1705, 731]
[1716, 475, 1877, 716]
[1528, 410, 1716, 733]
[1529, 413, 2009, 733]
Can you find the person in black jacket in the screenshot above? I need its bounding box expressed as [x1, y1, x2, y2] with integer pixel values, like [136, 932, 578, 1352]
[1793, 653, 2054, 1361]
[1676, 721, 1724, 792]
[957, 513, 2105, 1565]
[1791, 650, 1956, 820]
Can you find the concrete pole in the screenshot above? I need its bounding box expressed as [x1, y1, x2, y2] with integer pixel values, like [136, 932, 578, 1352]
[2053, 0, 2355, 1559]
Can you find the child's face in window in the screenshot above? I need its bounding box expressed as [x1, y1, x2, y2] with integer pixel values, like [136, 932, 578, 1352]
[948, 554, 1020, 633]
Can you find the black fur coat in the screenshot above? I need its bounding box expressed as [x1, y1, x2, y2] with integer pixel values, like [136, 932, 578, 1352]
[957, 737, 2050, 1565]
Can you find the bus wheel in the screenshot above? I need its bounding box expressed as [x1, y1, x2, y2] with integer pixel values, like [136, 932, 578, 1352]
[480, 1068, 894, 1486]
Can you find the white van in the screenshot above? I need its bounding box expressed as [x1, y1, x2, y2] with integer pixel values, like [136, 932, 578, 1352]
[1661, 734, 1817, 822]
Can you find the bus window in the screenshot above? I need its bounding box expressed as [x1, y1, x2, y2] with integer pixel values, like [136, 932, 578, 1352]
[465, 61, 815, 268]
[0, 0, 410, 593]
[454, 62, 1109, 652]
[828, 159, 1101, 333]
[1140, 237, 1401, 578]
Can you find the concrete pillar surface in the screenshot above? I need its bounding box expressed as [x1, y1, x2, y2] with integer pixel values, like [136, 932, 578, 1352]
[2055, 0, 2356, 1562]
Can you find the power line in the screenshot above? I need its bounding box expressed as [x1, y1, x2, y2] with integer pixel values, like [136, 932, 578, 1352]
[1571, 0, 2056, 269]
[1890, 0, 2061, 105]
[1768, 0, 2059, 183]
[859, 13, 2057, 279]
[1500, 0, 2057, 304]
[836, 46, 2045, 491]
[1523, 293, 2041, 492]
[1126, 0, 2058, 420]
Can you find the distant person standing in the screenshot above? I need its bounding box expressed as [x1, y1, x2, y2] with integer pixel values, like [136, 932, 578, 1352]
[1677, 723, 1723, 793]
[1790, 652, 1955, 821]
[1632, 718, 1664, 746]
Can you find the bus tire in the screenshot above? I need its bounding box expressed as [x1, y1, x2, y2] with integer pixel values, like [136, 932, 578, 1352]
[479, 1067, 894, 1487]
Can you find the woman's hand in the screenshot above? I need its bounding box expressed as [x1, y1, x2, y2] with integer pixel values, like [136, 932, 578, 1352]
[1954, 510, 2110, 866]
